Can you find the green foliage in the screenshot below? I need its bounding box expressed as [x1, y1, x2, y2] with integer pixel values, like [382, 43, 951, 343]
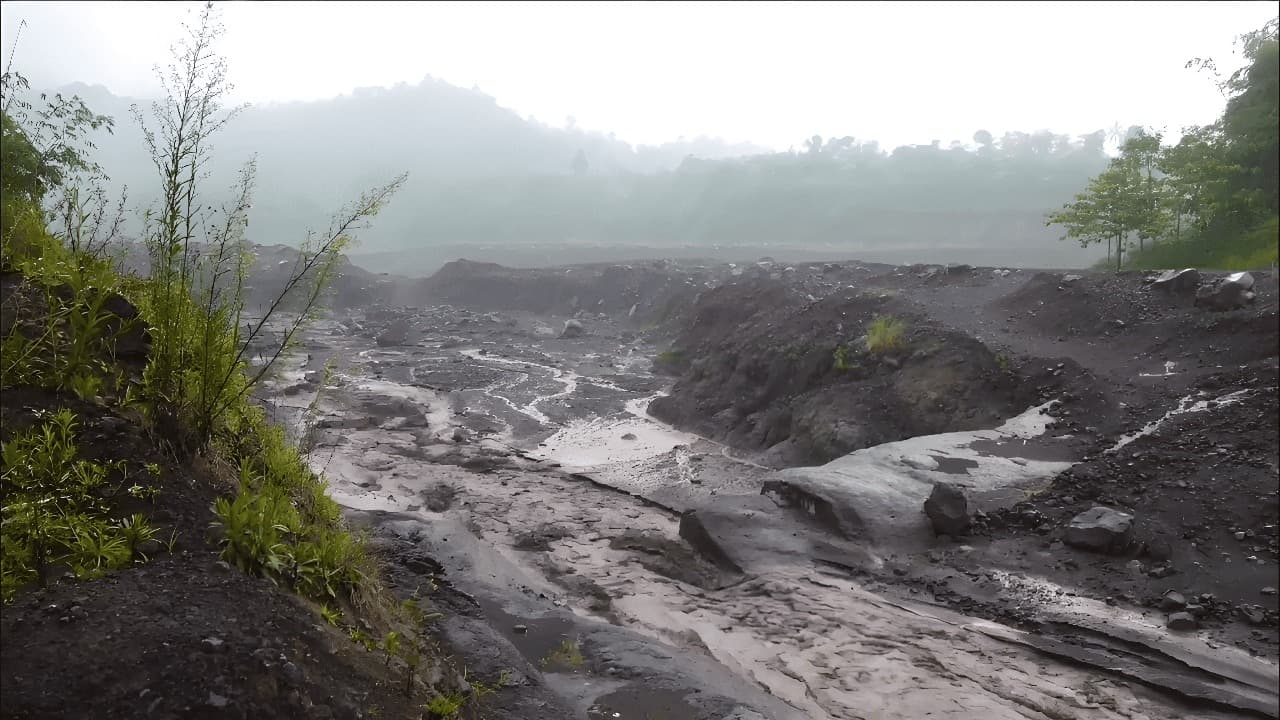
[422, 692, 465, 718]
[1053, 18, 1279, 271]
[538, 638, 585, 672]
[866, 315, 907, 354]
[381, 630, 403, 667]
[832, 344, 850, 371]
[319, 603, 343, 627]
[0, 409, 148, 601]
[118, 513, 158, 561]
[0, 214, 138, 401]
[125, 3, 405, 452]
[0, 6, 396, 663]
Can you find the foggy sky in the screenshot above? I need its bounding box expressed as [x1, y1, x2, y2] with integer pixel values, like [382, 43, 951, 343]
[2, 1, 1277, 151]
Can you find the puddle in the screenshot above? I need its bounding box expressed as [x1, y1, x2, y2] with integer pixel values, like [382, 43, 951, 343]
[533, 395, 699, 468]
[929, 454, 979, 474]
[587, 686, 700, 720]
[473, 595, 576, 667]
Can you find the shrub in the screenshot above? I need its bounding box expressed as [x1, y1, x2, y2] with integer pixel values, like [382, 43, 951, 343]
[866, 315, 907, 354]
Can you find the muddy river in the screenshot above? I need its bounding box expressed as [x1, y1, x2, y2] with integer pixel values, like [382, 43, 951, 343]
[258, 311, 1275, 720]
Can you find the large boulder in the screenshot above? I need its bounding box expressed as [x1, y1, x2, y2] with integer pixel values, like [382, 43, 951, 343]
[1152, 268, 1200, 295]
[374, 318, 411, 346]
[560, 319, 585, 338]
[1063, 506, 1133, 554]
[1195, 272, 1256, 311]
[923, 482, 970, 536]
[679, 494, 874, 574]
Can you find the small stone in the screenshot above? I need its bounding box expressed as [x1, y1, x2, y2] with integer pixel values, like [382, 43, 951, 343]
[282, 661, 304, 685]
[1234, 531, 1246, 541]
[1261, 586, 1277, 596]
[1159, 591, 1187, 611]
[202, 636, 226, 653]
[621, 433, 637, 441]
[207, 693, 229, 708]
[513, 624, 528, 634]
[1166, 612, 1198, 631]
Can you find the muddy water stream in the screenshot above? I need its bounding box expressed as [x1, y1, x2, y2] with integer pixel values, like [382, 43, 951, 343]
[273, 328, 1266, 720]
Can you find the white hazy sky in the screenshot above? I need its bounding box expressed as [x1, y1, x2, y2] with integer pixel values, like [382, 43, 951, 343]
[2, 1, 1276, 151]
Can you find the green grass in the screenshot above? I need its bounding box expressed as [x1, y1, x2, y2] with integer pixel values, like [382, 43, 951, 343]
[832, 343, 850, 371]
[655, 349, 685, 364]
[0, 408, 141, 600]
[539, 638, 585, 672]
[866, 315, 907, 354]
[1123, 216, 1278, 271]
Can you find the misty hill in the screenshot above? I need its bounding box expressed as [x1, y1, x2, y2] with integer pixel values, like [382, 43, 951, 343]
[47, 79, 1108, 269]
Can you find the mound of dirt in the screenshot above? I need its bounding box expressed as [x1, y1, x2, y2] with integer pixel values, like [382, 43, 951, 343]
[649, 279, 1041, 466]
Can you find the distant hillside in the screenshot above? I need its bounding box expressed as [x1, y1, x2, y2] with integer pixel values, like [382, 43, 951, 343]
[49, 78, 769, 246]
[38, 79, 1107, 268]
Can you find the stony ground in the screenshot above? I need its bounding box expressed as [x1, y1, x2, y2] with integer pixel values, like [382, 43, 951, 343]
[4, 255, 1277, 720]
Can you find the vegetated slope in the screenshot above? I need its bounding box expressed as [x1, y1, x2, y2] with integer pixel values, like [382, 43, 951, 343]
[0, 271, 435, 720]
[647, 275, 1041, 467]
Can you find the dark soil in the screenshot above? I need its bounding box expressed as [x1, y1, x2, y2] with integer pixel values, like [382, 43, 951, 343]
[649, 262, 1279, 659]
[0, 274, 452, 720]
[647, 277, 1043, 466]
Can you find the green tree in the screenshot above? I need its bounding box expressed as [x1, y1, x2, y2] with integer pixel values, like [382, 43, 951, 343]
[1046, 163, 1133, 270]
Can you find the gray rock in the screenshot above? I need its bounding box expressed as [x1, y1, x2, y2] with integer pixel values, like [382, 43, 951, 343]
[1063, 506, 1133, 554]
[1165, 612, 1198, 631]
[1195, 273, 1256, 311]
[923, 482, 970, 536]
[1062, 274, 1083, 283]
[1225, 271, 1255, 290]
[374, 318, 411, 346]
[560, 319, 585, 338]
[1152, 268, 1200, 294]
[1159, 591, 1187, 611]
[621, 433, 637, 441]
[1239, 605, 1267, 624]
